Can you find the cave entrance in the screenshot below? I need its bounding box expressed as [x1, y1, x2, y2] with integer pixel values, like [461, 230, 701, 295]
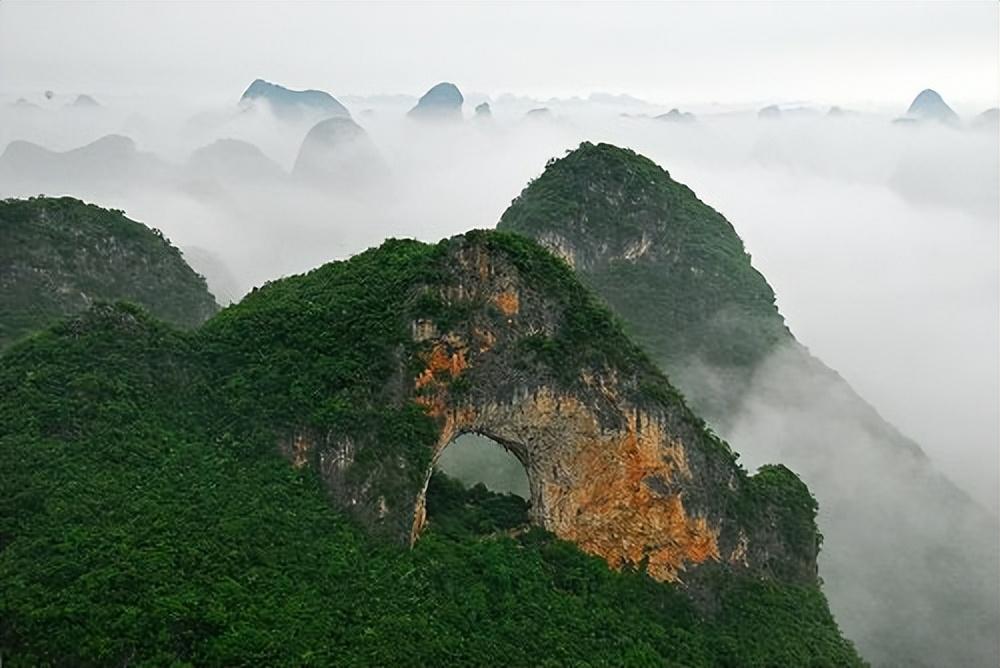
[424, 433, 533, 537]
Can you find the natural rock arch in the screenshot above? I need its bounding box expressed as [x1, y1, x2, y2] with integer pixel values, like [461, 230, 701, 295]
[279, 232, 818, 586]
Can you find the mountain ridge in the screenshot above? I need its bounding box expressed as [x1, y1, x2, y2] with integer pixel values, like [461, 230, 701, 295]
[497, 141, 999, 668]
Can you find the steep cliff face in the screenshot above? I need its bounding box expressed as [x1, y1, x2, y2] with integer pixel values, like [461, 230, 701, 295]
[497, 142, 1000, 668]
[214, 230, 819, 587]
[0, 196, 218, 348]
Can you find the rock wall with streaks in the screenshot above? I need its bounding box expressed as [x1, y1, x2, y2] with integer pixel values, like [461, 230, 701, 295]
[277, 231, 819, 588]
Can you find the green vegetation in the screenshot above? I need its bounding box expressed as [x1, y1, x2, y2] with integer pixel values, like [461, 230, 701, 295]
[498, 142, 791, 416]
[0, 196, 218, 349]
[0, 230, 862, 666]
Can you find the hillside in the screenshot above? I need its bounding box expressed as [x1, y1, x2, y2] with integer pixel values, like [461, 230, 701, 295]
[498, 142, 1000, 667]
[0, 231, 861, 666]
[0, 197, 218, 349]
[498, 142, 788, 418]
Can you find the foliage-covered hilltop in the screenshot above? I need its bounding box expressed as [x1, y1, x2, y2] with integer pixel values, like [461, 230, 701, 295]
[498, 143, 999, 668]
[0, 196, 218, 349]
[498, 142, 789, 417]
[0, 229, 862, 666]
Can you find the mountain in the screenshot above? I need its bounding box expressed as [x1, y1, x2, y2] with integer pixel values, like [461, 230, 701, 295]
[70, 94, 100, 107]
[524, 107, 553, 120]
[902, 88, 959, 124]
[239, 78, 351, 120]
[291, 116, 387, 187]
[497, 142, 1000, 668]
[408, 82, 464, 120]
[656, 108, 696, 123]
[10, 97, 41, 110]
[474, 101, 492, 118]
[758, 104, 781, 120]
[0, 229, 861, 666]
[0, 134, 168, 192]
[0, 196, 218, 349]
[971, 107, 999, 131]
[187, 138, 285, 184]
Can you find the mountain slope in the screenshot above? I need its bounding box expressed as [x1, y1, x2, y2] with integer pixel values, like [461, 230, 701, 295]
[498, 142, 788, 417]
[0, 196, 218, 349]
[0, 231, 862, 666]
[497, 142, 1000, 668]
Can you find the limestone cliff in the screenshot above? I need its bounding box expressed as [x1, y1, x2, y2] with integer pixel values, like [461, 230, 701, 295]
[216, 231, 821, 588]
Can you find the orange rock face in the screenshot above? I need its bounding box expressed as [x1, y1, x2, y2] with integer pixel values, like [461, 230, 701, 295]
[493, 289, 520, 316]
[544, 409, 720, 582]
[412, 354, 722, 582]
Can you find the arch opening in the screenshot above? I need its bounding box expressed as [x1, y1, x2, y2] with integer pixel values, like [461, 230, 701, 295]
[423, 432, 534, 538]
[435, 432, 530, 499]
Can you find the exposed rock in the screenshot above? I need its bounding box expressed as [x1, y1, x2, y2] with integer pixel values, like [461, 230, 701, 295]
[408, 82, 464, 120]
[264, 231, 820, 589]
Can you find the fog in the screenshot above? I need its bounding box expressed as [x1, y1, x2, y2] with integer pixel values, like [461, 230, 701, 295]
[2, 92, 995, 512]
[2, 3, 998, 663]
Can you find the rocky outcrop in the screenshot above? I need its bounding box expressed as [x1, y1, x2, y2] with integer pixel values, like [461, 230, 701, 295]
[273, 231, 819, 588]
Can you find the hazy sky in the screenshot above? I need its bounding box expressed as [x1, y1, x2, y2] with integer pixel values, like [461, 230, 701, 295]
[1, 1, 997, 112]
